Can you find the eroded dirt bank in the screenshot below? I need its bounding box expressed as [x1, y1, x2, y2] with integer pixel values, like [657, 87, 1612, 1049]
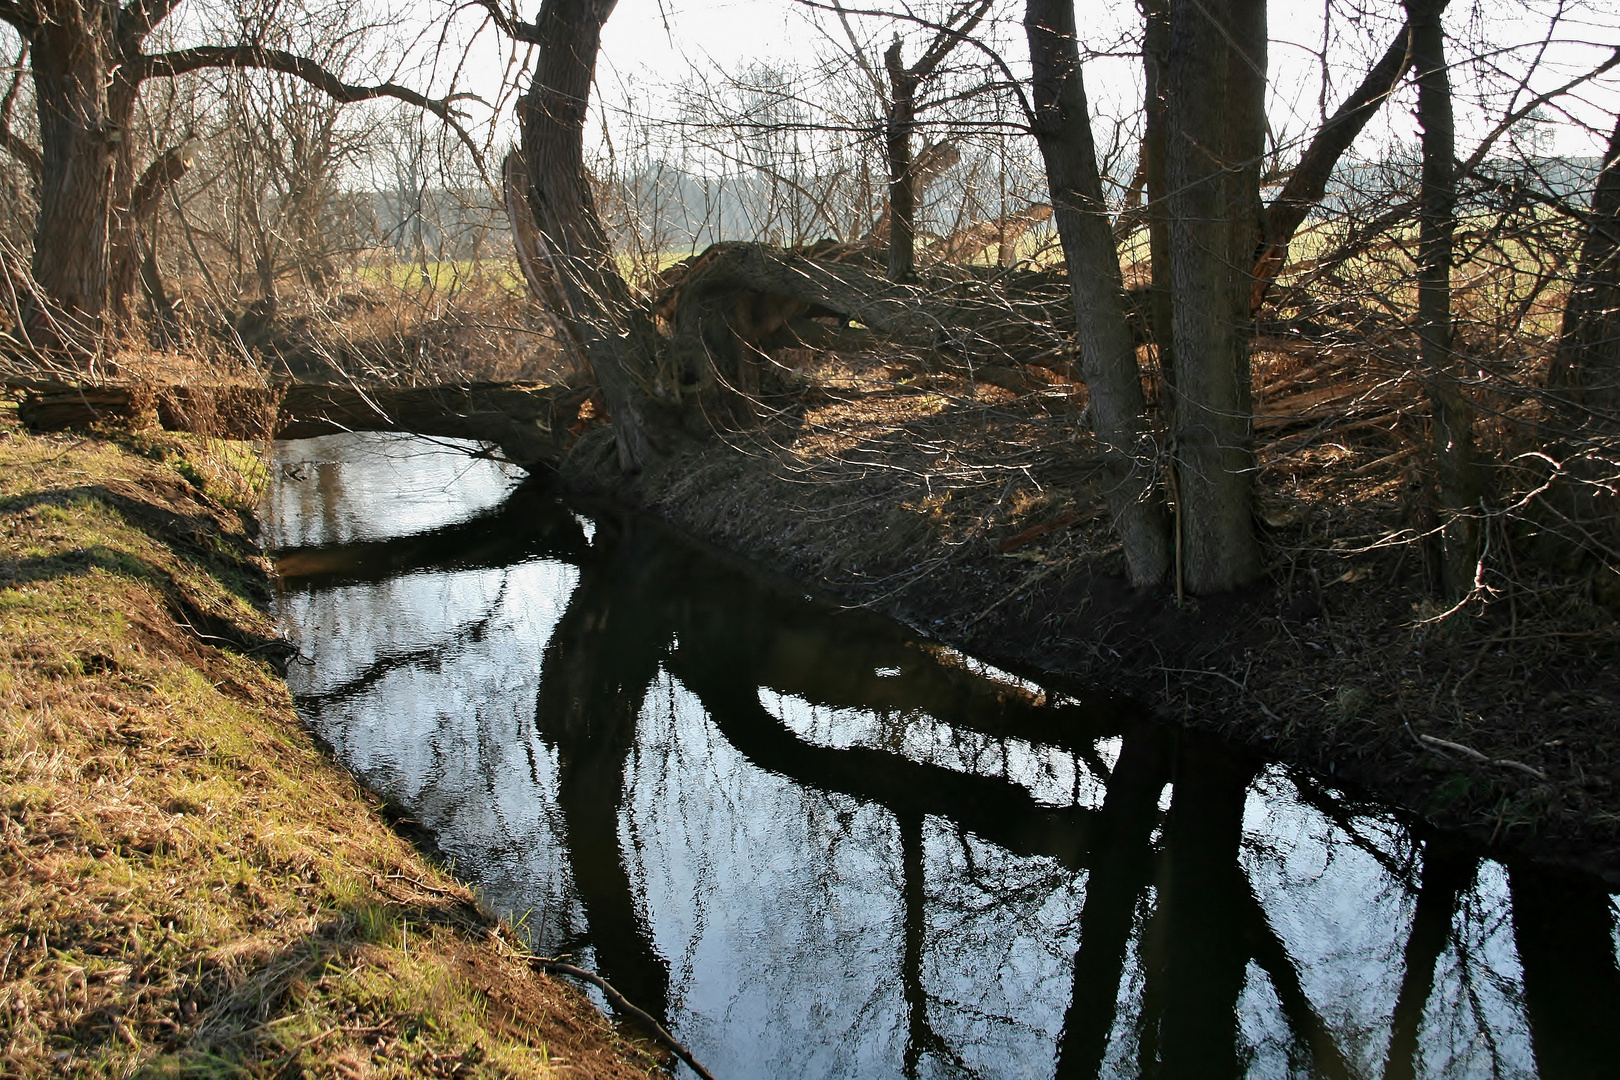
[0, 404, 659, 1078]
[563, 351, 1620, 884]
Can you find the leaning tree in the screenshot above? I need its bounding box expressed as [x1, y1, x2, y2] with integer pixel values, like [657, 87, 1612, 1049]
[0, 0, 467, 350]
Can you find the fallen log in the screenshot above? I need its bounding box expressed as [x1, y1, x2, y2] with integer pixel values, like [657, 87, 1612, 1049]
[9, 380, 589, 472]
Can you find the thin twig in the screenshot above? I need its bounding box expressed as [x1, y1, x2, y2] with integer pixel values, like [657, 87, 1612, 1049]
[521, 956, 719, 1080]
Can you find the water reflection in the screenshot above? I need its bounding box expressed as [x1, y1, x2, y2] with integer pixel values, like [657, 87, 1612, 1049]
[271, 434, 1620, 1080]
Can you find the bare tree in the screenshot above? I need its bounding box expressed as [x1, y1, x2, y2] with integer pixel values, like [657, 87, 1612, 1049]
[1025, 0, 1171, 588]
[1407, 0, 1482, 599]
[0, 0, 468, 352]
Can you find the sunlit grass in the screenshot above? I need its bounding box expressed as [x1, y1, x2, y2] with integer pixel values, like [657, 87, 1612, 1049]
[0, 409, 653, 1078]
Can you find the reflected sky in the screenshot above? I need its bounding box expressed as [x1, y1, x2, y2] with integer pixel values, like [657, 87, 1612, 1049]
[262, 432, 526, 549]
[269, 433, 1620, 1080]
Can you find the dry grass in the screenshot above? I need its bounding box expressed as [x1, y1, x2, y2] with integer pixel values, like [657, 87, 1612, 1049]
[241, 277, 568, 387]
[0, 405, 659, 1078]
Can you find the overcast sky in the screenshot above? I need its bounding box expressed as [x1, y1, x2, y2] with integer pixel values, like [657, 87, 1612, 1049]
[579, 0, 1618, 159]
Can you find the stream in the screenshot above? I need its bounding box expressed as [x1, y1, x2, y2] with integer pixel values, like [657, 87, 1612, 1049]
[265, 432, 1620, 1080]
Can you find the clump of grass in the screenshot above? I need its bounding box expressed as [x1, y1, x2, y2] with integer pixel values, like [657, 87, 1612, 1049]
[0, 404, 657, 1078]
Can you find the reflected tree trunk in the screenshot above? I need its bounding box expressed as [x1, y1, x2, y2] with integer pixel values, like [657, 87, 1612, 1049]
[1145, 742, 1258, 1078]
[897, 814, 975, 1078]
[1382, 837, 1478, 1080]
[1510, 865, 1620, 1080]
[1055, 723, 1171, 1079]
[535, 518, 672, 1019]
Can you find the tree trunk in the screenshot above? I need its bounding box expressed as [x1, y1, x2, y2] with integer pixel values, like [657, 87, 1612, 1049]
[1140, 0, 1174, 387]
[884, 43, 920, 284]
[518, 0, 668, 473]
[1164, 0, 1265, 593]
[1026, 0, 1172, 588]
[1550, 110, 1620, 422]
[24, 19, 191, 352]
[24, 21, 128, 347]
[1408, 0, 1481, 598]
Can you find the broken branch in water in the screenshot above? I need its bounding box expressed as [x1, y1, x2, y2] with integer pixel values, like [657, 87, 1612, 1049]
[519, 956, 719, 1080]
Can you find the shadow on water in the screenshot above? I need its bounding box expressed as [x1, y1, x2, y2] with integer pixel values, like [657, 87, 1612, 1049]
[270, 433, 1620, 1080]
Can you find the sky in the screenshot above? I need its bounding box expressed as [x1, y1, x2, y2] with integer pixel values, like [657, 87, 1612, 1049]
[575, 0, 1619, 160]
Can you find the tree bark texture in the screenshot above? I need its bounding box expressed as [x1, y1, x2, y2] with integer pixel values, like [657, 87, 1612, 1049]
[1408, 0, 1482, 598]
[1551, 110, 1620, 422]
[503, 149, 590, 377]
[1025, 0, 1172, 588]
[17, 11, 202, 348]
[1140, 0, 1174, 383]
[884, 42, 920, 284]
[25, 18, 123, 343]
[1164, 0, 1265, 593]
[517, 0, 667, 472]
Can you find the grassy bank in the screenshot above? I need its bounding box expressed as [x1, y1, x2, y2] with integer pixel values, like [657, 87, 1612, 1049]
[0, 405, 657, 1078]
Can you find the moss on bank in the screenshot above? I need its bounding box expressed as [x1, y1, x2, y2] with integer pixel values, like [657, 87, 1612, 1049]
[0, 406, 657, 1078]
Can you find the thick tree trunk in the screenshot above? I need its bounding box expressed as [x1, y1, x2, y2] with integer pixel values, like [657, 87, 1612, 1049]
[1550, 111, 1620, 422]
[518, 0, 668, 473]
[884, 44, 920, 284]
[24, 20, 189, 351]
[25, 22, 127, 346]
[1164, 0, 1265, 593]
[1025, 0, 1172, 588]
[1408, 0, 1481, 598]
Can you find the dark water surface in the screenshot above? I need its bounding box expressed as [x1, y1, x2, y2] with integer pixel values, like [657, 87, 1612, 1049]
[266, 433, 1620, 1080]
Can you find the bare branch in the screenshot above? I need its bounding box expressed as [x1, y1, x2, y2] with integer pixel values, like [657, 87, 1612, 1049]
[116, 0, 186, 52]
[1252, 12, 1425, 311]
[822, 0, 887, 98]
[133, 46, 451, 116]
[1458, 45, 1620, 179]
[0, 41, 38, 182]
[129, 142, 193, 224]
[472, 0, 544, 46]
[131, 44, 495, 191]
[911, 0, 993, 80]
[0, 123, 41, 179]
[796, 0, 1034, 124]
[0, 2, 35, 35]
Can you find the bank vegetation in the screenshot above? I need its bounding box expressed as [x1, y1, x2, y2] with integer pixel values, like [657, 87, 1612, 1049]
[0, 404, 659, 1076]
